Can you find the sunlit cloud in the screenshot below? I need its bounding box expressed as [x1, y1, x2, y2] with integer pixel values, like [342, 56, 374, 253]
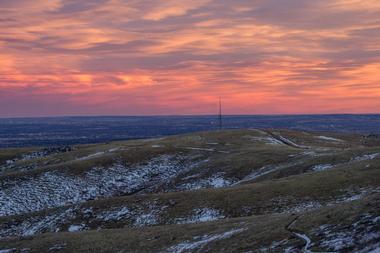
[0, 0, 379, 116]
[143, 0, 210, 21]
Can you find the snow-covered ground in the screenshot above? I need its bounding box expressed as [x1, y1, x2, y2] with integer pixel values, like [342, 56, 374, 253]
[1, 162, 378, 239]
[77, 151, 105, 161]
[0, 206, 224, 238]
[245, 136, 284, 145]
[332, 187, 380, 204]
[311, 164, 334, 172]
[180, 147, 215, 152]
[97, 206, 132, 222]
[0, 249, 17, 253]
[3, 147, 73, 166]
[233, 159, 304, 185]
[352, 153, 380, 162]
[263, 210, 380, 252]
[284, 201, 323, 213]
[174, 208, 225, 224]
[176, 174, 233, 191]
[0, 155, 196, 216]
[0, 207, 78, 238]
[311, 152, 380, 172]
[0, 129, 379, 252]
[316, 136, 344, 142]
[272, 187, 379, 214]
[178, 146, 231, 154]
[164, 228, 247, 253]
[0, 201, 167, 238]
[68, 224, 85, 232]
[315, 214, 380, 252]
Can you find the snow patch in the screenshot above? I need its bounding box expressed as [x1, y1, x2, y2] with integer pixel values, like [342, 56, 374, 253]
[0, 249, 16, 253]
[98, 207, 132, 222]
[285, 201, 322, 213]
[247, 136, 284, 145]
[164, 228, 246, 253]
[315, 214, 380, 251]
[258, 239, 290, 252]
[181, 147, 215, 152]
[177, 174, 232, 191]
[134, 213, 158, 226]
[353, 153, 380, 162]
[48, 243, 66, 252]
[0, 201, 170, 238]
[175, 208, 224, 224]
[181, 173, 201, 180]
[311, 164, 334, 172]
[108, 147, 120, 152]
[96, 202, 164, 228]
[234, 160, 304, 185]
[77, 151, 105, 160]
[274, 187, 379, 214]
[332, 187, 380, 204]
[317, 136, 344, 142]
[68, 224, 85, 232]
[0, 155, 194, 216]
[0, 207, 77, 238]
[358, 243, 380, 253]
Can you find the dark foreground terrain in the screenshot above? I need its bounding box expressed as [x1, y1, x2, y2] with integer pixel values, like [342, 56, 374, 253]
[0, 129, 379, 252]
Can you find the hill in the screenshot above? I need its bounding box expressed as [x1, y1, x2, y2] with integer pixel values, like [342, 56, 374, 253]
[0, 129, 379, 252]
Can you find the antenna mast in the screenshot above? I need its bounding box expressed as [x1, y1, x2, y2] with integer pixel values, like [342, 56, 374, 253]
[219, 97, 222, 131]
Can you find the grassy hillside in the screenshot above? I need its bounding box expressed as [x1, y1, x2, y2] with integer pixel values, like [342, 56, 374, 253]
[0, 129, 379, 252]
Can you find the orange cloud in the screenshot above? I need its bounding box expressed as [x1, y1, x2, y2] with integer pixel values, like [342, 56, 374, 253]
[143, 0, 210, 21]
[0, 0, 379, 116]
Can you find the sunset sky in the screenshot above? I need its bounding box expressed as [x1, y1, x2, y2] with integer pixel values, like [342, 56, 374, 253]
[1, 0, 380, 117]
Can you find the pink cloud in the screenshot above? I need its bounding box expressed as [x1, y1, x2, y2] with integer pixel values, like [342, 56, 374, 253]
[0, 0, 379, 117]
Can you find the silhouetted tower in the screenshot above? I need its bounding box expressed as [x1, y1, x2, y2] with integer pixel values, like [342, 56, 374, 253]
[219, 97, 222, 131]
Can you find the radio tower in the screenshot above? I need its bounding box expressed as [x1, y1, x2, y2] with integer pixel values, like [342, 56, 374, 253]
[218, 97, 222, 131]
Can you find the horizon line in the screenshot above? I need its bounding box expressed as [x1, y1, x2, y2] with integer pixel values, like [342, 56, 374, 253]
[1, 112, 380, 120]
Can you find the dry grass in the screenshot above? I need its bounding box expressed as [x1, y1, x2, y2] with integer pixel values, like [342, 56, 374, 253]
[1, 129, 380, 252]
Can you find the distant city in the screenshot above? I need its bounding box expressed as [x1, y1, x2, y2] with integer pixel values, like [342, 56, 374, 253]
[0, 114, 379, 148]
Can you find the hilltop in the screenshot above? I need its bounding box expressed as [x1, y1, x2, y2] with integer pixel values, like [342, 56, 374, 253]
[0, 129, 379, 252]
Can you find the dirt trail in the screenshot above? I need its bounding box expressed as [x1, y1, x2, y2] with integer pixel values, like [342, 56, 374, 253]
[264, 130, 309, 149]
[285, 216, 314, 253]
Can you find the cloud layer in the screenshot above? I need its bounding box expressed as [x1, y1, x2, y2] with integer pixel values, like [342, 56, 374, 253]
[0, 0, 379, 116]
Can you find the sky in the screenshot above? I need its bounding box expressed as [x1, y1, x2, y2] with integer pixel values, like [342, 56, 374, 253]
[0, 0, 380, 117]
